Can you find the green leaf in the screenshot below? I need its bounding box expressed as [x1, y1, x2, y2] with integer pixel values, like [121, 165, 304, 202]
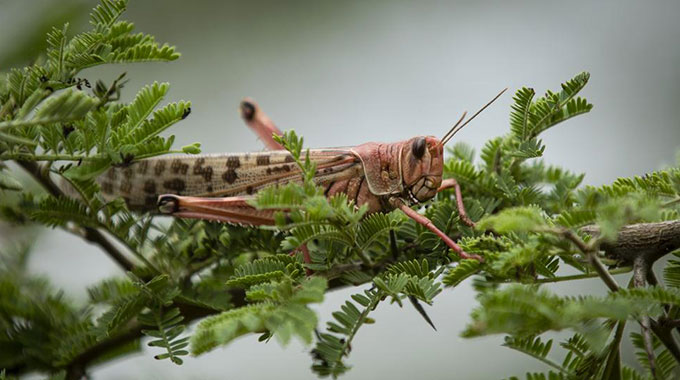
[139, 306, 188, 365]
[312, 288, 381, 378]
[442, 259, 481, 287]
[462, 285, 635, 339]
[181, 142, 201, 154]
[0, 171, 23, 191]
[476, 206, 547, 233]
[509, 87, 535, 141]
[90, 0, 128, 28]
[191, 304, 274, 355]
[0, 89, 97, 131]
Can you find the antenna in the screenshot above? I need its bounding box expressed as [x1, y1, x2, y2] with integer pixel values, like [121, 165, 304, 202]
[440, 87, 508, 145]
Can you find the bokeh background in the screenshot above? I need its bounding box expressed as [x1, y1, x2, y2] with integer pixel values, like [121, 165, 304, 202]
[2, 0, 680, 379]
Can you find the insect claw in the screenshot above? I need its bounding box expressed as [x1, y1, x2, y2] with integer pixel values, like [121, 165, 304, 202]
[157, 195, 180, 214]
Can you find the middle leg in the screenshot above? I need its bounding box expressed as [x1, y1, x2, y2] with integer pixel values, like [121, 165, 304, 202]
[438, 178, 475, 227]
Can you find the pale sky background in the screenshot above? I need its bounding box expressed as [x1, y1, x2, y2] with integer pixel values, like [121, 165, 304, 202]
[2, 0, 680, 379]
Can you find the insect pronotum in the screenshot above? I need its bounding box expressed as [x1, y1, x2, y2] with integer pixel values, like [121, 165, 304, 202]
[98, 90, 506, 261]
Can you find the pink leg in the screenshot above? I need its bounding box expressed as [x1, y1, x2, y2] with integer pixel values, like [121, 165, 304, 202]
[438, 178, 475, 227]
[159, 193, 314, 271]
[240, 98, 284, 150]
[158, 194, 276, 225]
[240, 100, 319, 267]
[395, 201, 482, 262]
[295, 245, 313, 275]
[237, 99, 314, 268]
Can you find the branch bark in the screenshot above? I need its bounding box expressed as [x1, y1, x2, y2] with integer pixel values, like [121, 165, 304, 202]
[64, 293, 242, 379]
[580, 220, 680, 365]
[581, 220, 680, 264]
[54, 220, 680, 377]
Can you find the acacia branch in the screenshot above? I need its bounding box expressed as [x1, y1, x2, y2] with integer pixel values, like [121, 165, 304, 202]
[549, 227, 620, 291]
[62, 277, 357, 379]
[632, 257, 658, 378]
[63, 295, 236, 380]
[15, 160, 136, 272]
[579, 220, 680, 365]
[581, 220, 680, 264]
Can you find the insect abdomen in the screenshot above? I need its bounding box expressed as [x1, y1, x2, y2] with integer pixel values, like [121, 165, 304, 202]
[98, 151, 297, 209]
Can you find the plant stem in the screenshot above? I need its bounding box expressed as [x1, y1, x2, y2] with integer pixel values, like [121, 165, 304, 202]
[0, 131, 38, 146]
[554, 228, 620, 291]
[601, 321, 626, 380]
[2, 152, 101, 162]
[662, 197, 680, 208]
[532, 267, 632, 283]
[15, 160, 136, 272]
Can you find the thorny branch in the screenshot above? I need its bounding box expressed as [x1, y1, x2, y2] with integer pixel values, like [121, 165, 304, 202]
[581, 220, 680, 264]
[62, 218, 680, 378]
[580, 221, 680, 365]
[548, 227, 620, 291]
[14, 158, 680, 377]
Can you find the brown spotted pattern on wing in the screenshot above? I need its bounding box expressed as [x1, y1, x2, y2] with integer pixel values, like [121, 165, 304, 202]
[154, 160, 166, 175]
[101, 181, 114, 194]
[120, 179, 132, 194]
[143, 180, 156, 194]
[136, 160, 148, 175]
[163, 178, 186, 192]
[222, 169, 238, 184]
[226, 156, 240, 168]
[96, 149, 360, 210]
[171, 159, 189, 174]
[257, 155, 270, 166]
[193, 158, 213, 182]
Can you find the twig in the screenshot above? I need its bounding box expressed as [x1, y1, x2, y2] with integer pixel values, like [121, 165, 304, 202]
[601, 321, 626, 380]
[556, 228, 620, 291]
[318, 262, 364, 281]
[550, 225, 680, 369]
[633, 257, 658, 379]
[64, 294, 238, 379]
[531, 267, 632, 284]
[62, 271, 361, 379]
[662, 197, 680, 208]
[562, 223, 680, 364]
[15, 160, 136, 272]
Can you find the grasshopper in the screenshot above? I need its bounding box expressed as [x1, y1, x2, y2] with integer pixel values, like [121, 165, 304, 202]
[99, 90, 506, 261]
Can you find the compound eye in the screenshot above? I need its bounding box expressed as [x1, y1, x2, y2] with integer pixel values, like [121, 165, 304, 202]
[411, 137, 426, 159]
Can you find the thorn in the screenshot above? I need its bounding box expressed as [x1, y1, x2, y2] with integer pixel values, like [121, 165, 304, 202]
[409, 296, 436, 331]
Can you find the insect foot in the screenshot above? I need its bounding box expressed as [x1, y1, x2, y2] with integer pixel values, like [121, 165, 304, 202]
[390, 197, 483, 262]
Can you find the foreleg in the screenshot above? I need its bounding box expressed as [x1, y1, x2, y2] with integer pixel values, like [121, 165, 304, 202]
[393, 198, 482, 262]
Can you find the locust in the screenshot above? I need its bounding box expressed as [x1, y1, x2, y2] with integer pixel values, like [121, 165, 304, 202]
[98, 90, 506, 261]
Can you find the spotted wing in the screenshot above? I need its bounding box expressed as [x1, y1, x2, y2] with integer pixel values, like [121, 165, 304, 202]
[98, 149, 362, 209]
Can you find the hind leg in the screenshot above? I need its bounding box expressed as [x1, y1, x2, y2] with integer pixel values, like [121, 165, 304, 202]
[239, 98, 284, 150]
[237, 99, 311, 269]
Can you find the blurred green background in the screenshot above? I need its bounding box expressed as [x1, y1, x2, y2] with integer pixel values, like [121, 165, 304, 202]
[2, 0, 680, 379]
